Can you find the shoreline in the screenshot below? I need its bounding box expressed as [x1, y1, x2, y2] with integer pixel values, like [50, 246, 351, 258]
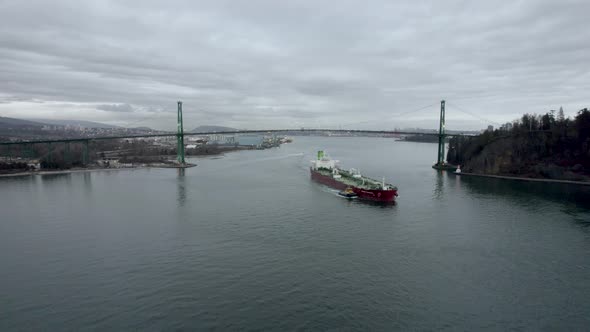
[456, 172, 590, 186]
[0, 145, 276, 179]
[0, 163, 197, 178]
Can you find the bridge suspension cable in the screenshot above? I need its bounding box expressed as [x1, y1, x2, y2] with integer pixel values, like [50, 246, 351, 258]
[339, 102, 437, 128]
[446, 101, 502, 126]
[389, 103, 438, 119]
[120, 111, 166, 128]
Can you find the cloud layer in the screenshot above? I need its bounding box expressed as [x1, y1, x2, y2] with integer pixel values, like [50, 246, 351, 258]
[0, 0, 588, 130]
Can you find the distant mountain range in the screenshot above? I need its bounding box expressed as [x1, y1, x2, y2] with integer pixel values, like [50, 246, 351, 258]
[191, 125, 238, 133]
[30, 119, 121, 129]
[1, 117, 241, 134]
[0, 116, 155, 130]
[0, 116, 166, 142]
[132, 126, 155, 131]
[0, 117, 45, 129]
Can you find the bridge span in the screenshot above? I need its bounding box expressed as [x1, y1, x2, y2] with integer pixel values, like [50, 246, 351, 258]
[1, 100, 469, 168]
[0, 128, 472, 146]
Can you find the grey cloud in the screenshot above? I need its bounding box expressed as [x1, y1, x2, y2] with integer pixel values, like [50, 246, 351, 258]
[0, 0, 588, 131]
[97, 103, 135, 113]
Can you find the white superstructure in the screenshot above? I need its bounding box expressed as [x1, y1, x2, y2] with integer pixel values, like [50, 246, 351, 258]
[310, 150, 338, 170]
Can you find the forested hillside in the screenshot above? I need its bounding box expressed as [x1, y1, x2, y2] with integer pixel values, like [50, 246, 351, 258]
[447, 108, 590, 181]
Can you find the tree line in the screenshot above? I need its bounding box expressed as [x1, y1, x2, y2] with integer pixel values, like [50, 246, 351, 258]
[447, 107, 590, 178]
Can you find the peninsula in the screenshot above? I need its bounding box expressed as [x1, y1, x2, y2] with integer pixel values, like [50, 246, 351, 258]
[447, 108, 590, 183]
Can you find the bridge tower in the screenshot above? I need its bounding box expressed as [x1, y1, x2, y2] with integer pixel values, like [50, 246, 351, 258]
[177, 101, 186, 164]
[437, 99, 446, 165]
[432, 99, 457, 171]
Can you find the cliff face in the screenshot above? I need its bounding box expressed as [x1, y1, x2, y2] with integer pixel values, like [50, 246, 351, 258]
[447, 109, 590, 181]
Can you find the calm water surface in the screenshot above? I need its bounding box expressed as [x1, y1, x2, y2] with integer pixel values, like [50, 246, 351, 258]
[1, 137, 590, 330]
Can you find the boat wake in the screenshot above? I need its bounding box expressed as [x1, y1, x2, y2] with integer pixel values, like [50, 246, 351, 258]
[248, 153, 305, 163]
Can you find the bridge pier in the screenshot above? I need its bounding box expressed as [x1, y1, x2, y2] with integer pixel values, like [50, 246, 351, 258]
[47, 142, 53, 164]
[64, 142, 71, 166]
[28, 143, 34, 159]
[82, 140, 89, 165]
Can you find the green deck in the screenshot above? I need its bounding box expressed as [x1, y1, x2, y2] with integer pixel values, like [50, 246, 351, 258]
[316, 168, 396, 190]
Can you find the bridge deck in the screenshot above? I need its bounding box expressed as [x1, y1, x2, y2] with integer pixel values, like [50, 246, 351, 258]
[0, 129, 474, 146]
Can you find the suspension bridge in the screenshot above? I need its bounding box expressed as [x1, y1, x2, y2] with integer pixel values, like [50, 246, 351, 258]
[0, 100, 482, 170]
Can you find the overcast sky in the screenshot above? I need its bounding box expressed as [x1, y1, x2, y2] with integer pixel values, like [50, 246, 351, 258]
[0, 0, 588, 131]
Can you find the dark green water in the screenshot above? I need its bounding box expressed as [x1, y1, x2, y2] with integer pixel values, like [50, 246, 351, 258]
[1, 137, 590, 330]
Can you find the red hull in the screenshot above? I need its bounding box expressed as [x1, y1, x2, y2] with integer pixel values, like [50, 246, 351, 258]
[310, 168, 398, 202]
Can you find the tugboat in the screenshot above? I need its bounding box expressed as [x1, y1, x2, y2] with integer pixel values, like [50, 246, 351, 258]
[338, 187, 358, 199]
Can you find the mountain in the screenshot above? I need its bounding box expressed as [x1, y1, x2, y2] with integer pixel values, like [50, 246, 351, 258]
[131, 126, 157, 131]
[31, 119, 121, 129]
[191, 125, 238, 133]
[0, 117, 47, 129]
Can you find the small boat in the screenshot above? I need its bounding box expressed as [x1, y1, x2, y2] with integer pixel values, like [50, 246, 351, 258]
[338, 187, 358, 198]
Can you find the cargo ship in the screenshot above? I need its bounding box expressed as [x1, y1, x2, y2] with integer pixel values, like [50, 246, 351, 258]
[310, 151, 398, 202]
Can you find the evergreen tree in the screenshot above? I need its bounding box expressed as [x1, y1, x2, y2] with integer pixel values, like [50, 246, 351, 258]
[558, 106, 565, 123]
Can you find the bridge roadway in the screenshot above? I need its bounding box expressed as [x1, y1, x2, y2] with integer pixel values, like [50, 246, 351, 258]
[0, 129, 474, 146]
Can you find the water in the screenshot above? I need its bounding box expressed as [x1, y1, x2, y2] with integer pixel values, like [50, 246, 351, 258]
[1, 137, 590, 330]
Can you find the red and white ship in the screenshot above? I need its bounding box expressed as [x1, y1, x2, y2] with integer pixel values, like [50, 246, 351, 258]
[310, 151, 398, 202]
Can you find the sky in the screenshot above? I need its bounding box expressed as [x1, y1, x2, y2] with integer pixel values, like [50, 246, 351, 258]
[0, 0, 588, 131]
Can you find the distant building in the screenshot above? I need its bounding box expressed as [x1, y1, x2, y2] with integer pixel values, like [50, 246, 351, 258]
[500, 122, 513, 131]
[97, 158, 120, 168]
[187, 136, 207, 144]
[487, 125, 494, 132]
[206, 134, 236, 146]
[27, 160, 41, 170]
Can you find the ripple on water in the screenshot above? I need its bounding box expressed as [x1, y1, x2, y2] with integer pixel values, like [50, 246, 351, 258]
[1, 138, 590, 330]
